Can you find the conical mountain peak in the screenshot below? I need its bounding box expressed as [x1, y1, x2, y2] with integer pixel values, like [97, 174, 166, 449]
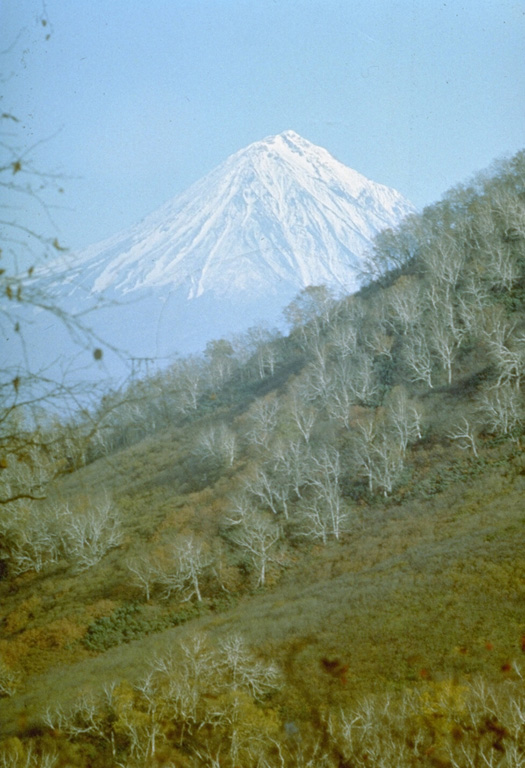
[37, 131, 415, 362]
[51, 131, 415, 303]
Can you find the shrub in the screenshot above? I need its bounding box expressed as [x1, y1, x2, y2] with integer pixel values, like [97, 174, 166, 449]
[82, 602, 203, 651]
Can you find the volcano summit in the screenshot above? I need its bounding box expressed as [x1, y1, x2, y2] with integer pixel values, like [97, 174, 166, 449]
[41, 131, 415, 366]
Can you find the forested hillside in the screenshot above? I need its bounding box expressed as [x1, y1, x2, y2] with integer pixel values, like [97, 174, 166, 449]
[1, 151, 524, 767]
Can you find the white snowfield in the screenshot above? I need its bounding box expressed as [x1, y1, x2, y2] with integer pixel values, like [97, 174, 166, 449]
[53, 130, 415, 301]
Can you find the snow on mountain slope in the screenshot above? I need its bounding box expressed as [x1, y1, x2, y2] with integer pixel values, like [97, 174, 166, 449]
[26, 131, 416, 376]
[53, 130, 415, 302]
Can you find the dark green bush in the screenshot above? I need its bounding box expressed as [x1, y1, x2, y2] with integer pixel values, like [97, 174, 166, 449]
[82, 602, 203, 651]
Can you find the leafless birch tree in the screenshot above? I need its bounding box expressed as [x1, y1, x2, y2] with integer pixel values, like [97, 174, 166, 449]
[224, 511, 280, 586]
[158, 534, 212, 601]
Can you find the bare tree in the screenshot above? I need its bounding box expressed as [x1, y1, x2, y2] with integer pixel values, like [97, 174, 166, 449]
[186, 634, 281, 767]
[0, 500, 60, 575]
[360, 214, 422, 280]
[477, 383, 523, 438]
[0, 745, 58, 768]
[271, 439, 312, 500]
[328, 319, 360, 359]
[298, 447, 349, 541]
[120, 674, 166, 763]
[448, 416, 479, 457]
[126, 554, 160, 601]
[287, 385, 317, 443]
[204, 338, 236, 389]
[1, 490, 123, 576]
[351, 416, 404, 496]
[482, 311, 525, 390]
[365, 325, 394, 361]
[370, 433, 404, 497]
[0, 413, 72, 506]
[385, 276, 425, 335]
[345, 351, 380, 406]
[428, 313, 458, 385]
[194, 422, 237, 467]
[327, 298, 364, 358]
[158, 534, 212, 602]
[218, 634, 281, 700]
[301, 345, 332, 403]
[169, 355, 206, 413]
[402, 329, 434, 389]
[283, 285, 336, 332]
[242, 465, 291, 519]
[486, 242, 521, 291]
[421, 231, 465, 294]
[299, 478, 348, 543]
[58, 494, 123, 572]
[148, 640, 210, 739]
[224, 510, 280, 586]
[490, 180, 525, 241]
[43, 692, 108, 741]
[0, 654, 21, 698]
[324, 358, 357, 428]
[456, 276, 490, 340]
[351, 416, 377, 494]
[384, 386, 423, 454]
[313, 349, 378, 419]
[244, 397, 279, 450]
[249, 326, 281, 379]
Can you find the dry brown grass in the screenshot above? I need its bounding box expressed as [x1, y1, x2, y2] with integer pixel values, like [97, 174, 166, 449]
[0, 435, 523, 738]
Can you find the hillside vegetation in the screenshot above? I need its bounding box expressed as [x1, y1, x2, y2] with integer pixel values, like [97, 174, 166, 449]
[1, 151, 524, 767]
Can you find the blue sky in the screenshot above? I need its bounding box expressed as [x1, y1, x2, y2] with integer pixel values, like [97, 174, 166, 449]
[2, 0, 524, 252]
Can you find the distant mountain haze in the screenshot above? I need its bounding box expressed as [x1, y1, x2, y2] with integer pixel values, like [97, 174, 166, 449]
[36, 131, 415, 378]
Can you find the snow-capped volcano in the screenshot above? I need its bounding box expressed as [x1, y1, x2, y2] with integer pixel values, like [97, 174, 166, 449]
[55, 130, 414, 302]
[36, 131, 414, 372]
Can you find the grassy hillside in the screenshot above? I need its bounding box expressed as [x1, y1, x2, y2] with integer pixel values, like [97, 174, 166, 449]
[1, 151, 524, 767]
